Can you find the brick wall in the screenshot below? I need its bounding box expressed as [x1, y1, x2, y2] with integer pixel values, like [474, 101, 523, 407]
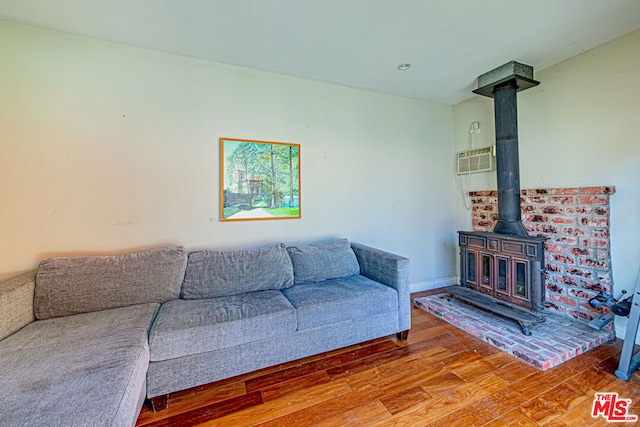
[468, 186, 616, 323]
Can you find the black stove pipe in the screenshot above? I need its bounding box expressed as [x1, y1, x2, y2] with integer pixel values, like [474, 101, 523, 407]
[492, 80, 528, 236]
[473, 62, 539, 236]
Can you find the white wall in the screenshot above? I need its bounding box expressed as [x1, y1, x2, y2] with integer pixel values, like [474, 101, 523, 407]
[0, 19, 457, 287]
[453, 30, 640, 338]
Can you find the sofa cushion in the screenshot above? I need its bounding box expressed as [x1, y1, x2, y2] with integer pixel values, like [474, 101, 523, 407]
[282, 275, 397, 331]
[0, 271, 36, 341]
[34, 246, 187, 320]
[0, 303, 159, 426]
[181, 243, 294, 299]
[149, 290, 296, 361]
[286, 238, 360, 284]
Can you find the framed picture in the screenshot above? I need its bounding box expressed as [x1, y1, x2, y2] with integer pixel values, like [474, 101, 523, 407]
[220, 138, 301, 221]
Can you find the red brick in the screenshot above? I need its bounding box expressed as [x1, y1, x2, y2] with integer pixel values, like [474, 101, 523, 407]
[570, 247, 592, 257]
[527, 214, 548, 222]
[545, 263, 562, 272]
[593, 229, 610, 238]
[579, 238, 609, 249]
[551, 216, 575, 224]
[578, 195, 608, 205]
[597, 272, 612, 284]
[579, 186, 616, 195]
[580, 301, 608, 315]
[579, 258, 609, 269]
[536, 224, 559, 234]
[560, 276, 578, 286]
[541, 206, 563, 214]
[469, 190, 497, 197]
[547, 283, 564, 295]
[525, 196, 548, 204]
[594, 207, 610, 216]
[554, 236, 577, 245]
[569, 289, 596, 299]
[562, 227, 586, 236]
[550, 196, 575, 204]
[550, 294, 578, 307]
[551, 188, 578, 195]
[565, 268, 592, 278]
[473, 222, 493, 232]
[580, 217, 609, 227]
[552, 254, 573, 263]
[543, 301, 564, 313]
[580, 281, 608, 293]
[545, 243, 565, 254]
[574, 206, 592, 214]
[567, 310, 595, 322]
[531, 189, 551, 195]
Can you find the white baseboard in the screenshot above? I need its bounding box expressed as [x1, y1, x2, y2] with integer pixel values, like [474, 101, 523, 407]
[614, 322, 640, 342]
[410, 276, 458, 294]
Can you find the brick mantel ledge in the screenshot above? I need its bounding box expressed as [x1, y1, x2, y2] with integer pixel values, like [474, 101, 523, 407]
[469, 186, 616, 197]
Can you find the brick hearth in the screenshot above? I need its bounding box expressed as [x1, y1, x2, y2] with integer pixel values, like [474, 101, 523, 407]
[415, 295, 615, 370]
[468, 186, 616, 324]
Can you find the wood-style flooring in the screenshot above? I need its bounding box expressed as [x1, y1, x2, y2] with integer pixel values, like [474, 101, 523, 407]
[136, 291, 640, 426]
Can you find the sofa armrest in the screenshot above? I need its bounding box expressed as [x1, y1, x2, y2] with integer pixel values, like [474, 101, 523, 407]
[0, 271, 36, 341]
[350, 243, 410, 332]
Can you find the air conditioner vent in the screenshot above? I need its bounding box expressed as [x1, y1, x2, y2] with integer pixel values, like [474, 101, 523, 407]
[457, 145, 495, 175]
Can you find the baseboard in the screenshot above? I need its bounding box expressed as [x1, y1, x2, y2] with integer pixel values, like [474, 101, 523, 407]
[410, 276, 458, 294]
[615, 322, 624, 341]
[615, 322, 640, 343]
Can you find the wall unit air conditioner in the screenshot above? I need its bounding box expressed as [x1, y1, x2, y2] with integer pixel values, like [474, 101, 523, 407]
[457, 145, 495, 175]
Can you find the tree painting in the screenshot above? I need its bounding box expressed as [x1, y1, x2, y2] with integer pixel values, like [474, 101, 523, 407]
[220, 138, 300, 221]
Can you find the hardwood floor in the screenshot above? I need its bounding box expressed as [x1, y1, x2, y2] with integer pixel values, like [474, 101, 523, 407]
[136, 291, 640, 426]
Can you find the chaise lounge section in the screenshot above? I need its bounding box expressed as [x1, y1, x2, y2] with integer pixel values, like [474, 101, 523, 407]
[0, 246, 187, 426]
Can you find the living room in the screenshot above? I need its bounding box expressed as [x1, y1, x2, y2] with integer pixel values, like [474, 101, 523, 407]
[1, 1, 640, 425]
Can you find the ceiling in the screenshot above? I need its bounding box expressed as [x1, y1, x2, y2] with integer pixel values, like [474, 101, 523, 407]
[1, 0, 640, 105]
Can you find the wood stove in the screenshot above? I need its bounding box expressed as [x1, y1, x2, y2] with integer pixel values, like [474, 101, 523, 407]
[446, 61, 547, 335]
[458, 231, 545, 310]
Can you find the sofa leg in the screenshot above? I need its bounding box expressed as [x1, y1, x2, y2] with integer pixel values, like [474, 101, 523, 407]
[396, 330, 409, 341]
[149, 394, 169, 412]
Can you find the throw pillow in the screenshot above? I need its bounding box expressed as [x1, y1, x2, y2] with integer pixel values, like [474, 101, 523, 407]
[181, 243, 294, 299]
[286, 238, 360, 284]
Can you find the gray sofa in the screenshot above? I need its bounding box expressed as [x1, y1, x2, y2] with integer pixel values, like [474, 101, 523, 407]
[0, 238, 409, 426]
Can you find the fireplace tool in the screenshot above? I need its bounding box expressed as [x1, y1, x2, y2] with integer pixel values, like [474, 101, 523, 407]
[587, 290, 630, 330]
[615, 267, 640, 380]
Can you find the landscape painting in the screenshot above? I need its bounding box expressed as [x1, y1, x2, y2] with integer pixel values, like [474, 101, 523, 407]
[220, 138, 300, 221]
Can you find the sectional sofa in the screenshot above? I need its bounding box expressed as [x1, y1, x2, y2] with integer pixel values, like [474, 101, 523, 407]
[0, 238, 409, 426]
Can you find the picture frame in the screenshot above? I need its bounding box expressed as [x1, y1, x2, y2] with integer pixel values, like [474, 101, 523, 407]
[220, 138, 301, 221]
